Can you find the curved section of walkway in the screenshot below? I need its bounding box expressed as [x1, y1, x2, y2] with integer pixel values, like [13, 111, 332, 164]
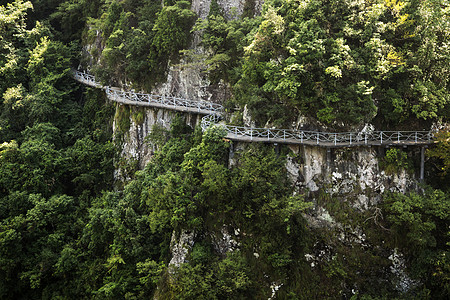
[73, 71, 223, 115]
[73, 70, 434, 147]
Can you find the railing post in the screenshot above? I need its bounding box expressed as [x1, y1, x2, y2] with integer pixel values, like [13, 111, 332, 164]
[250, 129, 253, 141]
[301, 131, 303, 143]
[349, 133, 352, 145]
[397, 132, 400, 143]
[334, 133, 337, 146]
[365, 133, 367, 145]
[283, 130, 286, 141]
[380, 131, 383, 144]
[415, 132, 417, 143]
[317, 133, 319, 145]
[268, 130, 270, 141]
[235, 127, 237, 136]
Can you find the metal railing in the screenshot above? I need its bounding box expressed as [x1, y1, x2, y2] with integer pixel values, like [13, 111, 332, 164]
[73, 70, 223, 113]
[73, 70, 434, 146]
[73, 71, 102, 88]
[105, 88, 223, 113]
[200, 115, 432, 145]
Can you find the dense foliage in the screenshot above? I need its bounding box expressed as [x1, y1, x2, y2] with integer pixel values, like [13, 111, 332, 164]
[384, 188, 450, 297]
[0, 1, 115, 297]
[199, 0, 450, 129]
[0, 0, 449, 299]
[87, 0, 196, 90]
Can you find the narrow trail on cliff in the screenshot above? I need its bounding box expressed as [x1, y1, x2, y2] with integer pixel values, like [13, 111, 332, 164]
[73, 70, 434, 147]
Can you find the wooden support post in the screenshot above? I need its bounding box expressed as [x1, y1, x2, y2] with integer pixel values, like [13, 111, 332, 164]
[327, 148, 331, 168]
[229, 141, 234, 159]
[420, 146, 425, 181]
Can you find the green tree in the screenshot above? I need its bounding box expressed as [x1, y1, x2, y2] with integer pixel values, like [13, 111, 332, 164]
[148, 1, 196, 84]
[0, 0, 34, 94]
[89, 0, 195, 89]
[427, 130, 450, 175]
[384, 189, 450, 298]
[426, 130, 450, 191]
[194, 15, 259, 83]
[0, 2, 116, 298]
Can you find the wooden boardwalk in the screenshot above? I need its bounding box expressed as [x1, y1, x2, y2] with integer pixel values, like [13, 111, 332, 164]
[73, 70, 434, 147]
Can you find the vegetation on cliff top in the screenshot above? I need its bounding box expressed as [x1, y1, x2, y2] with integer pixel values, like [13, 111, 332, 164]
[199, 0, 450, 129]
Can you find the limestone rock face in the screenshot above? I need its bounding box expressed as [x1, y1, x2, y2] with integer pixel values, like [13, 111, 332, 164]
[210, 226, 239, 255]
[242, 104, 255, 127]
[389, 248, 419, 292]
[169, 230, 196, 270]
[286, 145, 418, 208]
[80, 26, 103, 70]
[191, 0, 212, 19]
[116, 107, 201, 177]
[192, 0, 263, 20]
[283, 143, 421, 294]
[216, 0, 245, 19]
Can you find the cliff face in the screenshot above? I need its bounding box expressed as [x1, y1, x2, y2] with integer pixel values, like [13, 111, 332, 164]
[142, 139, 421, 294]
[150, 0, 264, 103]
[230, 140, 421, 216]
[114, 0, 259, 173]
[288, 145, 418, 199]
[86, 0, 425, 296]
[116, 107, 202, 172]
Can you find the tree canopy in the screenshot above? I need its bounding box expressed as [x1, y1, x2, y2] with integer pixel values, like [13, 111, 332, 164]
[199, 0, 450, 129]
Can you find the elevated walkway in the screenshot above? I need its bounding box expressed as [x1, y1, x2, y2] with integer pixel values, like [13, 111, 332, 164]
[73, 70, 434, 147]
